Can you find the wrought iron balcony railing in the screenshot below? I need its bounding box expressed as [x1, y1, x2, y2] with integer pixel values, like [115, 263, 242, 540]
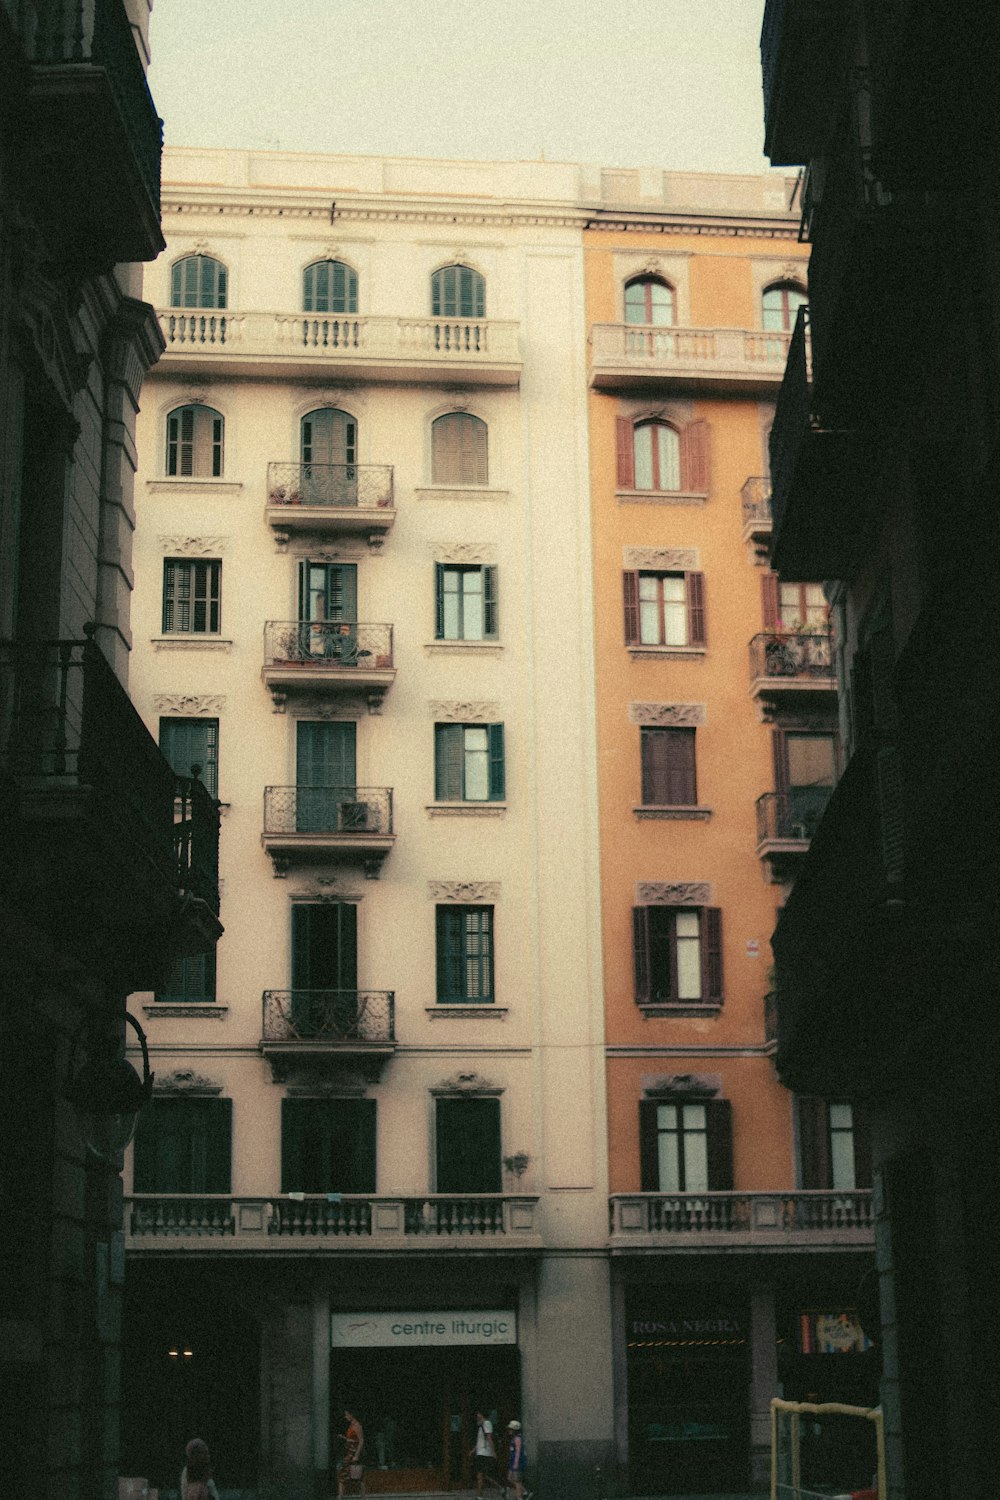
[261, 989, 395, 1046]
[610, 1190, 873, 1243]
[749, 630, 834, 683]
[126, 1193, 541, 1246]
[263, 620, 394, 671]
[757, 788, 833, 847]
[266, 462, 394, 511]
[263, 786, 393, 837]
[174, 772, 221, 914]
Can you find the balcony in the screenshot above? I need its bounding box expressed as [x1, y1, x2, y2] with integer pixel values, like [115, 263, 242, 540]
[261, 988, 396, 1079]
[741, 477, 773, 561]
[769, 306, 858, 581]
[761, 0, 854, 166]
[125, 1193, 542, 1255]
[589, 323, 792, 395]
[610, 1190, 873, 1252]
[262, 785, 395, 878]
[748, 631, 836, 714]
[262, 621, 395, 713]
[266, 462, 395, 548]
[756, 789, 832, 883]
[157, 310, 522, 385]
[0, 633, 221, 987]
[22, 0, 164, 263]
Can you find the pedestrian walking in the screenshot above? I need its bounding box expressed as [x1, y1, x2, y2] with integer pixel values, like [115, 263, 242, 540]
[180, 1438, 220, 1500]
[506, 1420, 530, 1500]
[337, 1408, 365, 1499]
[470, 1409, 500, 1495]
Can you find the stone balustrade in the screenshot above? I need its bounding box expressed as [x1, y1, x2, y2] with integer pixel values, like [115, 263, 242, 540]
[610, 1190, 873, 1250]
[590, 323, 792, 393]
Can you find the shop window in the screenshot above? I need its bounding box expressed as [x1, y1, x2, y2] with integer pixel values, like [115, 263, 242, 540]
[159, 717, 219, 798]
[303, 259, 358, 314]
[624, 570, 706, 648]
[639, 1098, 733, 1191]
[281, 1097, 376, 1193]
[132, 1097, 232, 1193]
[436, 905, 494, 1003]
[797, 1097, 872, 1190]
[166, 404, 224, 478]
[432, 413, 488, 485]
[434, 723, 505, 802]
[435, 564, 498, 641]
[162, 558, 221, 635]
[640, 727, 697, 806]
[170, 254, 227, 309]
[435, 1096, 502, 1192]
[616, 416, 710, 493]
[632, 906, 723, 1006]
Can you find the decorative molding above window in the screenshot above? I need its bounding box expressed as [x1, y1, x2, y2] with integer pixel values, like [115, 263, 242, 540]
[288, 541, 365, 562]
[158, 535, 228, 555]
[285, 1071, 370, 1098]
[431, 1070, 502, 1097]
[641, 1072, 722, 1098]
[433, 542, 498, 564]
[429, 880, 501, 903]
[635, 881, 713, 906]
[152, 1068, 223, 1095]
[288, 875, 363, 903]
[623, 546, 699, 571]
[287, 696, 366, 720]
[619, 397, 694, 424]
[152, 693, 225, 715]
[628, 702, 706, 726]
[430, 700, 501, 722]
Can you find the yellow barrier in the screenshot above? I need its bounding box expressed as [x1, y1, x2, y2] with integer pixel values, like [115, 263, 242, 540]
[771, 1398, 885, 1500]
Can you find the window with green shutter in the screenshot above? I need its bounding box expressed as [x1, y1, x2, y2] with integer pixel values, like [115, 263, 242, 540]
[170, 254, 228, 309]
[435, 1096, 501, 1193]
[436, 905, 494, 1003]
[163, 558, 221, 634]
[435, 564, 498, 641]
[281, 1097, 375, 1193]
[434, 723, 505, 802]
[156, 950, 217, 1003]
[132, 1097, 232, 1193]
[166, 404, 224, 477]
[431, 265, 485, 319]
[303, 260, 358, 314]
[159, 717, 219, 798]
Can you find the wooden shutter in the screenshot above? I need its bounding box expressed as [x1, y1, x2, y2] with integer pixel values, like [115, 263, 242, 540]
[434, 564, 445, 639]
[203, 1098, 233, 1193]
[632, 906, 651, 1003]
[704, 1099, 734, 1190]
[701, 907, 724, 1002]
[761, 572, 781, 629]
[483, 566, 498, 638]
[436, 906, 463, 1001]
[797, 1096, 832, 1189]
[641, 728, 666, 804]
[623, 571, 640, 645]
[680, 419, 710, 493]
[488, 723, 505, 800]
[669, 728, 697, 805]
[616, 416, 635, 488]
[347, 1098, 377, 1194]
[436, 1097, 501, 1193]
[852, 1101, 873, 1190]
[771, 730, 790, 795]
[292, 903, 357, 990]
[435, 724, 464, 800]
[686, 572, 706, 646]
[281, 1098, 305, 1192]
[639, 1099, 661, 1190]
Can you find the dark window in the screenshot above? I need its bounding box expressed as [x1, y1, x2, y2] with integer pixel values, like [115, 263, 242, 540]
[639, 1097, 733, 1191]
[159, 717, 219, 797]
[290, 902, 358, 1039]
[132, 1097, 232, 1193]
[641, 727, 697, 805]
[436, 905, 494, 1004]
[281, 1097, 376, 1193]
[303, 259, 358, 313]
[435, 564, 498, 641]
[156, 950, 216, 1004]
[616, 416, 710, 493]
[632, 906, 723, 1005]
[166, 404, 223, 477]
[762, 282, 807, 332]
[623, 570, 706, 648]
[435, 1096, 501, 1192]
[797, 1097, 872, 1190]
[772, 730, 837, 836]
[624, 276, 675, 326]
[170, 254, 228, 309]
[431, 412, 488, 485]
[432, 265, 485, 319]
[162, 559, 221, 634]
[434, 723, 505, 802]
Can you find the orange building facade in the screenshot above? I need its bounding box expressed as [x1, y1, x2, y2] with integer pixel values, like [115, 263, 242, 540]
[584, 177, 876, 1493]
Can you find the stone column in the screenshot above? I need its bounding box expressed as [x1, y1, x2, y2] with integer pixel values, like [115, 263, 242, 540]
[750, 1283, 778, 1489]
[533, 1252, 615, 1500]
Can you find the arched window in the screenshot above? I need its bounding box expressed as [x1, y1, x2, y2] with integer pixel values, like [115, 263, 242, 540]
[300, 408, 357, 504]
[303, 260, 358, 314]
[166, 405, 224, 478]
[170, 255, 228, 309]
[432, 265, 485, 320]
[633, 420, 680, 492]
[762, 282, 807, 332]
[432, 413, 488, 486]
[624, 276, 675, 327]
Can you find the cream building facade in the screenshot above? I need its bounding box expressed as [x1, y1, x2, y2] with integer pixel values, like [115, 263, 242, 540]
[122, 149, 609, 1499]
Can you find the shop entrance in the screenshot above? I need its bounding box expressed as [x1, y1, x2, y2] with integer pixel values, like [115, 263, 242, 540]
[330, 1344, 519, 1492]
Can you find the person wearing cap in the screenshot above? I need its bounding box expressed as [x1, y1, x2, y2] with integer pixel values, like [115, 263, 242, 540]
[505, 1420, 530, 1500]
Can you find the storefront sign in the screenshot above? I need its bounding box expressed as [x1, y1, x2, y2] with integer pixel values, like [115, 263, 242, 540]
[331, 1310, 517, 1348]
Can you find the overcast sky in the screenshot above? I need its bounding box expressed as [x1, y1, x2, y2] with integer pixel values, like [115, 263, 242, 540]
[150, 0, 772, 175]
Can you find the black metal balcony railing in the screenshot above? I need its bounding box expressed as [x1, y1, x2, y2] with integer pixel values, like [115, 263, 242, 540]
[261, 989, 396, 1046]
[174, 773, 221, 912]
[263, 620, 394, 670]
[757, 789, 833, 846]
[267, 461, 394, 511]
[263, 785, 393, 836]
[749, 630, 833, 681]
[30, 0, 162, 214]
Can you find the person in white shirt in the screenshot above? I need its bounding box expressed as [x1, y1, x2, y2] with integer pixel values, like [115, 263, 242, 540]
[470, 1410, 499, 1495]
